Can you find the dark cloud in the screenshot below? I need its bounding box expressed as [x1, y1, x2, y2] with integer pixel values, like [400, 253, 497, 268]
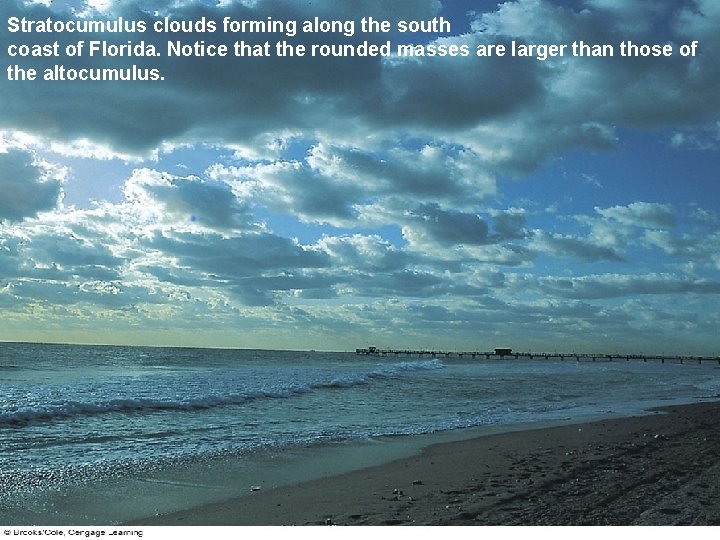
[145, 230, 330, 279]
[348, 269, 451, 299]
[5, 0, 715, 167]
[492, 209, 527, 241]
[0, 0, 439, 153]
[124, 169, 258, 230]
[373, 39, 544, 130]
[0, 149, 62, 221]
[410, 203, 490, 246]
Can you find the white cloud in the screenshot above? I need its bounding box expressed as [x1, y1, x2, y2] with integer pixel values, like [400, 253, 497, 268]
[536, 273, 720, 299]
[596, 202, 676, 229]
[531, 230, 624, 262]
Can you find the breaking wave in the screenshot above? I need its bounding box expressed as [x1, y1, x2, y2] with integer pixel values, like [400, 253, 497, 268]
[0, 359, 444, 427]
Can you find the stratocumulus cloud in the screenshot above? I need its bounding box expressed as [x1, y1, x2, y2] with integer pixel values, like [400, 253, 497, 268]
[0, 149, 63, 221]
[0, 0, 718, 353]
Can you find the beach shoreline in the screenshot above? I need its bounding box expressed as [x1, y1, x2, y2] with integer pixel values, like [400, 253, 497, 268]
[130, 400, 720, 526]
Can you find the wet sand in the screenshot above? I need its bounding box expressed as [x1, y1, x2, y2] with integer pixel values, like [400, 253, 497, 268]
[132, 401, 720, 526]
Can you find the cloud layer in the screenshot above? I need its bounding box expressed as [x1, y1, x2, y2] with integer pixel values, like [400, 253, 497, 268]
[1, 0, 718, 353]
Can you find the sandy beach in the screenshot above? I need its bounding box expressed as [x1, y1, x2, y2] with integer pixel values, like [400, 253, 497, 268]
[132, 400, 720, 526]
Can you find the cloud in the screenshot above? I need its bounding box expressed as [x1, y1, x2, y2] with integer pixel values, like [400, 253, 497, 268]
[669, 121, 720, 151]
[378, 35, 544, 130]
[400, 205, 533, 266]
[317, 234, 410, 273]
[408, 203, 490, 246]
[584, 0, 668, 34]
[551, 203, 682, 260]
[1, 0, 718, 352]
[644, 229, 720, 268]
[2, 0, 715, 169]
[0, 0, 440, 155]
[464, 0, 720, 168]
[491, 208, 528, 241]
[145, 230, 329, 276]
[122, 168, 259, 231]
[308, 144, 496, 204]
[216, 157, 364, 224]
[595, 202, 676, 229]
[536, 273, 720, 299]
[532, 231, 624, 262]
[675, 0, 720, 42]
[0, 149, 63, 222]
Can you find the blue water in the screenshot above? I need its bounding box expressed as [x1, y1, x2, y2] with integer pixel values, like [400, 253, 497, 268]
[1, 342, 719, 512]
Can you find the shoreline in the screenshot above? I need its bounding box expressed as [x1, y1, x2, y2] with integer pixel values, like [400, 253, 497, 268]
[130, 400, 720, 526]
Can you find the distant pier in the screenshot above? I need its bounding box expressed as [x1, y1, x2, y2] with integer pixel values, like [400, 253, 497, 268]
[355, 347, 720, 365]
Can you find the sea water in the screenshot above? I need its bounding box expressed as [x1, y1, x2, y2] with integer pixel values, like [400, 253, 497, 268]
[1, 342, 719, 524]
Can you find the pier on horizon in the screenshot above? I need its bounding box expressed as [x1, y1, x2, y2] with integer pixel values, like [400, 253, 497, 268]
[355, 346, 720, 365]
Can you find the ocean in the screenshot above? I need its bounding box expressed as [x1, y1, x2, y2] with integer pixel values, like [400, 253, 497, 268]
[1, 342, 719, 524]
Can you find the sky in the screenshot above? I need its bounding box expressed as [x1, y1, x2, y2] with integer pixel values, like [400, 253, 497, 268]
[0, 0, 719, 353]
